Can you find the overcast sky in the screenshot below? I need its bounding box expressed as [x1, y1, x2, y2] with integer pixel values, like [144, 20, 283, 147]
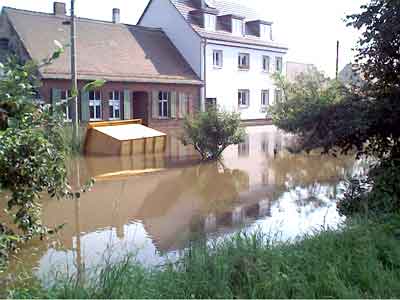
[0, 0, 367, 77]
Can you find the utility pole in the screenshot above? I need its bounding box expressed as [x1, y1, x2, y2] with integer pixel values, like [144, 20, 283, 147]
[336, 40, 340, 80]
[71, 0, 79, 145]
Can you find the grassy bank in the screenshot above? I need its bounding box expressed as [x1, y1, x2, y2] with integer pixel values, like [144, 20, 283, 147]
[9, 216, 400, 299]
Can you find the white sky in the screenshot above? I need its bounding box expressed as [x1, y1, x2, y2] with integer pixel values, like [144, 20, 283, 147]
[0, 0, 367, 77]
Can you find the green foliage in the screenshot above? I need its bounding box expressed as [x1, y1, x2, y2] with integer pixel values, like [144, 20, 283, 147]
[9, 216, 400, 299]
[347, 0, 400, 91]
[0, 57, 40, 120]
[271, 0, 400, 217]
[0, 53, 94, 270]
[338, 159, 400, 217]
[182, 107, 245, 160]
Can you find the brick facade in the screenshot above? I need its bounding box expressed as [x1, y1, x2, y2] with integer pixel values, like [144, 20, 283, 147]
[41, 79, 201, 129]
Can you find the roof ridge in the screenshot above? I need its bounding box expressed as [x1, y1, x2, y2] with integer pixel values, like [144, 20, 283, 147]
[2, 6, 163, 32]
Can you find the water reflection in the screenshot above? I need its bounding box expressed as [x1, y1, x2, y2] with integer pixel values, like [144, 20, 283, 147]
[2, 126, 357, 282]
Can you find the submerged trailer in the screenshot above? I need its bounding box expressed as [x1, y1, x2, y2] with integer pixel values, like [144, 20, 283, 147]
[84, 120, 167, 156]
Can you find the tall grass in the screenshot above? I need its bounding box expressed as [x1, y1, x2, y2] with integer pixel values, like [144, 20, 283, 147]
[8, 215, 400, 299]
[61, 124, 87, 155]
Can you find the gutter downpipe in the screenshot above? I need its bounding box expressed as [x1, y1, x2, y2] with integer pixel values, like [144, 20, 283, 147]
[201, 38, 207, 112]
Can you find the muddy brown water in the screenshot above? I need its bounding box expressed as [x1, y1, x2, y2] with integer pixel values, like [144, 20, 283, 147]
[2, 126, 360, 283]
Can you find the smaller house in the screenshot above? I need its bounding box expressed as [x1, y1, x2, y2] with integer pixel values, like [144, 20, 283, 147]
[339, 63, 366, 88]
[286, 61, 319, 82]
[0, 2, 203, 130]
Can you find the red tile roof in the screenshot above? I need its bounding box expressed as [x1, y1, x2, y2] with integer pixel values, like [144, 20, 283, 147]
[3, 7, 202, 85]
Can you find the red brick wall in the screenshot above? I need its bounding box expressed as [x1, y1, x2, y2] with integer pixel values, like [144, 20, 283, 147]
[40, 79, 201, 129]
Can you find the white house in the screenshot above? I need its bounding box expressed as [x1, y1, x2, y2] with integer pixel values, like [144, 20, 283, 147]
[138, 0, 288, 121]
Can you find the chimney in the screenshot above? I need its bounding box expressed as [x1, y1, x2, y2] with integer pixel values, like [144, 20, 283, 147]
[53, 2, 66, 15]
[193, 0, 206, 9]
[112, 8, 120, 24]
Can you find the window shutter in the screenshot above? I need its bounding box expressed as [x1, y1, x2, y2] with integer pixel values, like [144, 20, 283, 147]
[178, 93, 184, 119]
[170, 91, 177, 119]
[152, 91, 158, 119]
[124, 90, 131, 120]
[80, 90, 89, 122]
[51, 88, 61, 112]
[247, 91, 250, 107]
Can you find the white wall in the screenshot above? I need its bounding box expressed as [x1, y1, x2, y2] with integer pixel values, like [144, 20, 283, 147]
[205, 41, 286, 120]
[139, 0, 203, 77]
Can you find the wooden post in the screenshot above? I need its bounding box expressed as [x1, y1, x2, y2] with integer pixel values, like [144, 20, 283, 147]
[336, 40, 340, 80]
[71, 0, 79, 144]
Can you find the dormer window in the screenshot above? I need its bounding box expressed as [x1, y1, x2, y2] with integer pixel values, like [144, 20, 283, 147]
[204, 14, 216, 31]
[0, 38, 9, 50]
[232, 19, 244, 36]
[260, 24, 272, 40]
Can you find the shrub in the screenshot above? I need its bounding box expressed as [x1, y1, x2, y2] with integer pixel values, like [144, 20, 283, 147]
[182, 107, 245, 161]
[338, 159, 400, 217]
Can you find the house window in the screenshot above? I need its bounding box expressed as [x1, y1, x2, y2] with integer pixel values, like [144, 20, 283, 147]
[204, 14, 216, 31]
[238, 90, 250, 107]
[158, 91, 170, 118]
[261, 90, 270, 107]
[109, 91, 121, 120]
[275, 57, 283, 73]
[238, 53, 250, 70]
[260, 24, 272, 40]
[232, 19, 244, 36]
[238, 135, 250, 157]
[0, 38, 9, 50]
[263, 56, 270, 72]
[60, 90, 72, 121]
[274, 89, 282, 103]
[89, 90, 102, 121]
[213, 50, 223, 68]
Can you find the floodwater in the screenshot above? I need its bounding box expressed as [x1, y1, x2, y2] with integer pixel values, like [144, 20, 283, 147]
[2, 126, 359, 283]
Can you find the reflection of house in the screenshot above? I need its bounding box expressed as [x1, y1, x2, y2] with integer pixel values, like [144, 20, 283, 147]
[0, 3, 202, 129]
[39, 161, 280, 252]
[286, 61, 319, 82]
[139, 0, 288, 120]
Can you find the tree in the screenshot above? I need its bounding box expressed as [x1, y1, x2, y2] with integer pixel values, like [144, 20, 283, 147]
[270, 0, 400, 216]
[182, 107, 245, 161]
[0, 53, 96, 269]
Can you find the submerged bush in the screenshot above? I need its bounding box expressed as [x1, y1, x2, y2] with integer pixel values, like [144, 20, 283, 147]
[182, 107, 245, 161]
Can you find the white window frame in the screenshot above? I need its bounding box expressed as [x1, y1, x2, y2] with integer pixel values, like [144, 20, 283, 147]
[275, 57, 283, 73]
[260, 24, 271, 40]
[213, 50, 223, 68]
[262, 56, 270, 73]
[204, 14, 216, 31]
[109, 91, 121, 120]
[261, 90, 270, 107]
[158, 91, 170, 119]
[238, 89, 250, 108]
[60, 90, 72, 122]
[89, 90, 102, 121]
[232, 18, 244, 36]
[238, 53, 250, 70]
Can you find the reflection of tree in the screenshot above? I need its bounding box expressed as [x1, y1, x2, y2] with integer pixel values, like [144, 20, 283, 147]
[268, 153, 355, 189]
